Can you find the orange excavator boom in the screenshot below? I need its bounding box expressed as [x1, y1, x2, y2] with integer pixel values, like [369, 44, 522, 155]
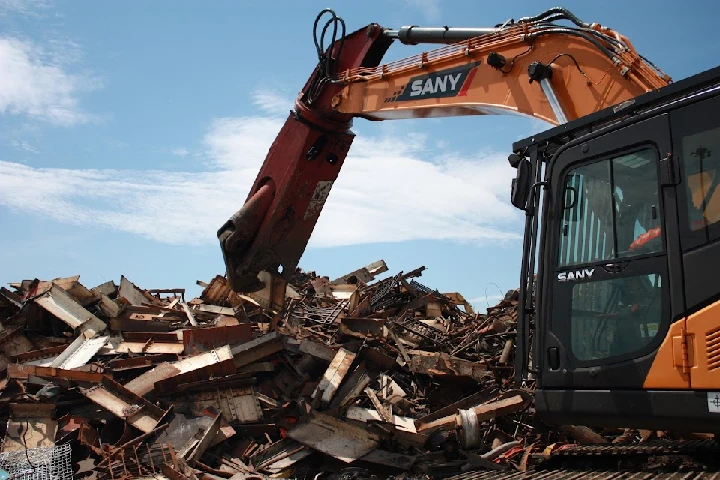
[217, 7, 671, 292]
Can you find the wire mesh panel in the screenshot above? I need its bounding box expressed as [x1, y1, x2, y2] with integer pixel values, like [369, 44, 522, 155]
[0, 443, 72, 480]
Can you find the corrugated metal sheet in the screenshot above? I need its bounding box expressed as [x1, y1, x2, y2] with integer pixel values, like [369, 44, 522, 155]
[50, 334, 110, 370]
[34, 285, 107, 337]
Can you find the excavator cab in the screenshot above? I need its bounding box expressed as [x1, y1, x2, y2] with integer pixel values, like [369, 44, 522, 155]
[513, 65, 720, 433]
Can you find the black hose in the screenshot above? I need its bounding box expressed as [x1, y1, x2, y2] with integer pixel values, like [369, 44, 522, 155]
[308, 9, 347, 103]
[555, 24, 627, 50]
[547, 53, 591, 83]
[527, 28, 618, 61]
[312, 8, 346, 79]
[518, 7, 590, 29]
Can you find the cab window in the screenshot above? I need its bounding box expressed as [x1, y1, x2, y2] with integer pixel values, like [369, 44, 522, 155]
[679, 123, 720, 250]
[558, 147, 662, 267]
[669, 94, 720, 251]
[570, 274, 662, 361]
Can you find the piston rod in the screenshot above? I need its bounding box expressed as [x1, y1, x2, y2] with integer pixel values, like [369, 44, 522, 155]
[539, 78, 568, 124]
[383, 26, 501, 45]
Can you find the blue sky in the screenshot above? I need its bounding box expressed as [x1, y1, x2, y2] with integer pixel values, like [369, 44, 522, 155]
[1, 0, 718, 310]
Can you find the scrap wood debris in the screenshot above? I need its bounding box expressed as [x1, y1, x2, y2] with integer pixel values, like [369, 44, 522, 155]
[0, 262, 704, 480]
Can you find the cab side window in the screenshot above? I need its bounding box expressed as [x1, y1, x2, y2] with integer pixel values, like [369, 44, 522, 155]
[675, 96, 720, 251]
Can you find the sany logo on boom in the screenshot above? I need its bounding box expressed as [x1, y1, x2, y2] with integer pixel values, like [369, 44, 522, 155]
[410, 72, 463, 97]
[385, 62, 480, 103]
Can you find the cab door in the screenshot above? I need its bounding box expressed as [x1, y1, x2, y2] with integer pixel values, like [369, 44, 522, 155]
[539, 113, 688, 391]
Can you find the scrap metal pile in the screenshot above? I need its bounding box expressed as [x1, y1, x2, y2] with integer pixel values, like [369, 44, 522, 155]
[0, 261, 706, 479]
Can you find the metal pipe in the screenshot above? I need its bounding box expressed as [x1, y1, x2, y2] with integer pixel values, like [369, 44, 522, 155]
[539, 78, 568, 124]
[383, 26, 500, 45]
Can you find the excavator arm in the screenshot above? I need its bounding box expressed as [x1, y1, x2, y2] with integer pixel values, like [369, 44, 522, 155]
[218, 7, 671, 292]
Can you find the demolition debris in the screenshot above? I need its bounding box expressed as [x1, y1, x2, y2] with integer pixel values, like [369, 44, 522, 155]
[0, 262, 708, 479]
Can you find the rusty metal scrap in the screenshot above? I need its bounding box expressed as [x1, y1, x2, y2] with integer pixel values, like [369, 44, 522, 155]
[0, 261, 690, 479]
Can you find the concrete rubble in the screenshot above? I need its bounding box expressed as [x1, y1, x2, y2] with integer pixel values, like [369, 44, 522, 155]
[0, 262, 704, 479]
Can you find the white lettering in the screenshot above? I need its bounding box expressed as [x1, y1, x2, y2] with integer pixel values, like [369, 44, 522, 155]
[558, 268, 596, 283]
[421, 78, 435, 95]
[410, 79, 423, 96]
[448, 73, 462, 90]
[408, 72, 464, 98]
[434, 76, 447, 93]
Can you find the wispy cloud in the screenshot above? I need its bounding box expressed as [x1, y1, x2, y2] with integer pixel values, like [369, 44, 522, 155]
[0, 89, 523, 248]
[171, 147, 190, 157]
[251, 89, 293, 117]
[0, 36, 100, 126]
[403, 0, 441, 22]
[10, 139, 38, 154]
[0, 0, 50, 17]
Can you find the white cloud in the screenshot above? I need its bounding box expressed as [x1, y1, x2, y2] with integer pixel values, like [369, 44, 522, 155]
[10, 139, 38, 154]
[251, 89, 293, 117]
[171, 147, 190, 157]
[0, 89, 523, 248]
[403, 0, 441, 22]
[0, 37, 99, 125]
[0, 0, 50, 17]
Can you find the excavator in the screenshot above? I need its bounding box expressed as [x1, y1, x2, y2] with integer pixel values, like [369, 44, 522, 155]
[216, 6, 720, 474]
